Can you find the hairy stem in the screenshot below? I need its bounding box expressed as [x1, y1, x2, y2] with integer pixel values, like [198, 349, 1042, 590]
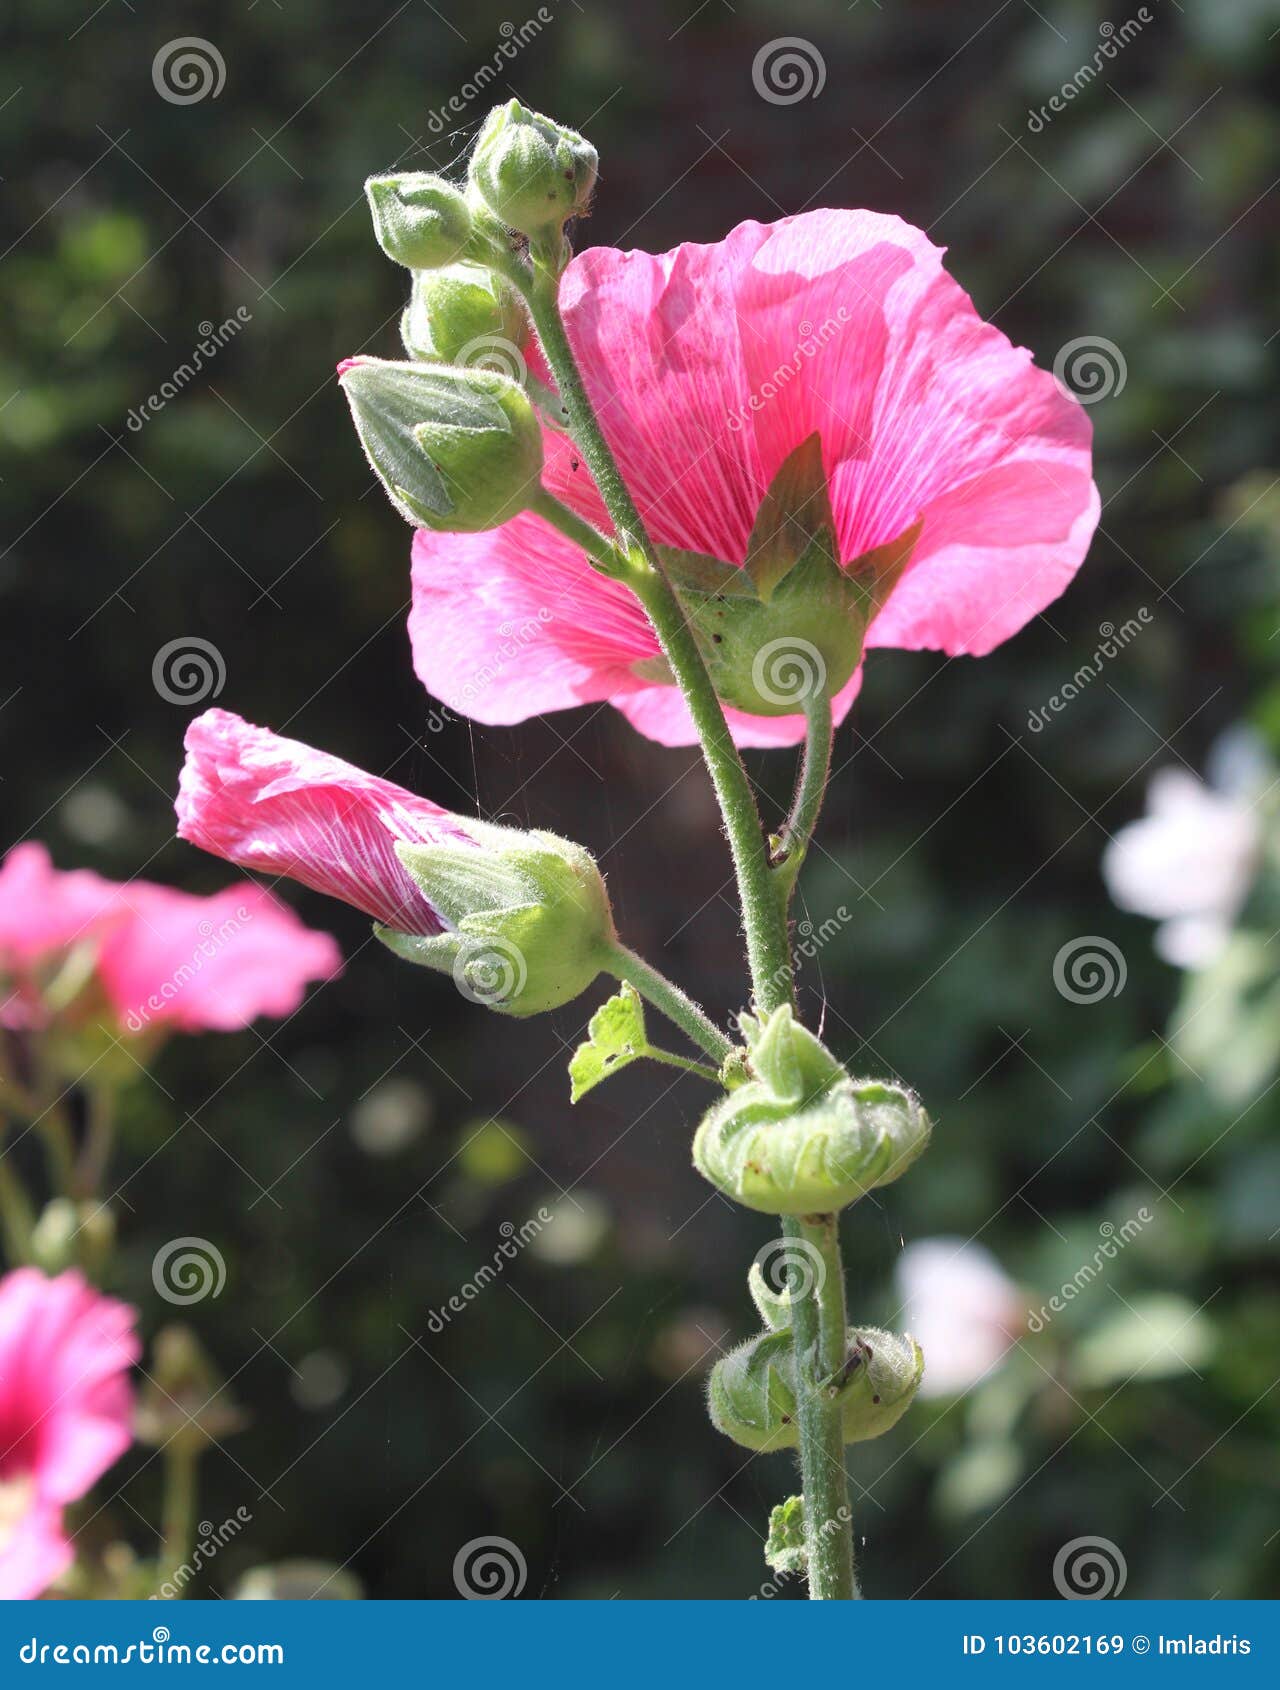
[605, 943, 732, 1066]
[522, 266, 793, 1016]
[773, 689, 834, 904]
[785, 1213, 857, 1600]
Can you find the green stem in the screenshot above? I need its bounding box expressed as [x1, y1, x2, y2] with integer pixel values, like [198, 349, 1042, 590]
[521, 267, 794, 1017]
[641, 1047, 722, 1086]
[0, 1147, 36, 1264]
[74, 1084, 116, 1201]
[156, 1443, 199, 1599]
[784, 1213, 857, 1600]
[605, 942, 732, 1066]
[773, 689, 834, 904]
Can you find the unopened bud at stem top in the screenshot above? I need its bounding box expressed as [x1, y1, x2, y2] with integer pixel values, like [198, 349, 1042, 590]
[365, 173, 474, 270]
[469, 100, 597, 247]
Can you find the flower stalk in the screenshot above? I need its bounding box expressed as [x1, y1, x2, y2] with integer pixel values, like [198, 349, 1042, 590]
[516, 254, 859, 1599]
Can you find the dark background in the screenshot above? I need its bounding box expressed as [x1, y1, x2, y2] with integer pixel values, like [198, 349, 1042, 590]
[2, 0, 1278, 1598]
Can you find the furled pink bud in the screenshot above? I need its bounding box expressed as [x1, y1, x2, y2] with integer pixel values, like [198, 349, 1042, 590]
[176, 710, 461, 935]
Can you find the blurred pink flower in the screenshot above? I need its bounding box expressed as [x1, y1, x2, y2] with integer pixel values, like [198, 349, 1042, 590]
[0, 1268, 139, 1599]
[410, 209, 1098, 747]
[895, 1237, 1023, 1398]
[177, 709, 468, 934]
[0, 841, 341, 1037]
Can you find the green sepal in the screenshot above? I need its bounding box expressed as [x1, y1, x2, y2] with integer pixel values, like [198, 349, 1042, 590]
[374, 925, 460, 971]
[743, 434, 837, 603]
[569, 984, 647, 1103]
[634, 437, 922, 715]
[693, 1006, 930, 1215]
[748, 1260, 793, 1332]
[764, 1496, 808, 1577]
[376, 823, 614, 1018]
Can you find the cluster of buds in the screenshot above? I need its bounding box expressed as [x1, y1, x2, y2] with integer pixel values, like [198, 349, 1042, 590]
[342, 101, 598, 538]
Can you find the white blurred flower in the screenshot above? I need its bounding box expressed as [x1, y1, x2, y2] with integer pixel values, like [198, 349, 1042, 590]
[1102, 732, 1266, 970]
[895, 1238, 1021, 1398]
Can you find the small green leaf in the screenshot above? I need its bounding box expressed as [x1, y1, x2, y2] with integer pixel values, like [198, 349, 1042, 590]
[765, 1495, 807, 1577]
[569, 984, 649, 1103]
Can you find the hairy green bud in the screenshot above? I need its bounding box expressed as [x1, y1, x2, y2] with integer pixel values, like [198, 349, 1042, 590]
[339, 357, 542, 533]
[707, 1325, 923, 1452]
[365, 173, 473, 270]
[692, 1005, 931, 1215]
[469, 100, 597, 241]
[400, 263, 527, 368]
[377, 820, 614, 1017]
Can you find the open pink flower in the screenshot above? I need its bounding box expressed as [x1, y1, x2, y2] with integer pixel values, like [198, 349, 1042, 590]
[0, 1268, 139, 1599]
[0, 842, 340, 1037]
[177, 709, 469, 933]
[409, 209, 1098, 747]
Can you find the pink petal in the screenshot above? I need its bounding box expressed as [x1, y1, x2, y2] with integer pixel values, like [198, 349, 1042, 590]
[94, 882, 342, 1036]
[176, 710, 466, 932]
[0, 1269, 138, 1513]
[0, 1506, 73, 1600]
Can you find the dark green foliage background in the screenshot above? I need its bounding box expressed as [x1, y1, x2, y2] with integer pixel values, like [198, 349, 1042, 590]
[2, 0, 1278, 1598]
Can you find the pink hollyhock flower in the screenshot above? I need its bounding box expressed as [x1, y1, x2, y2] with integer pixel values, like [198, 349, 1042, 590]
[408, 209, 1099, 747]
[0, 842, 341, 1037]
[895, 1238, 1023, 1398]
[0, 1268, 139, 1599]
[176, 709, 465, 933]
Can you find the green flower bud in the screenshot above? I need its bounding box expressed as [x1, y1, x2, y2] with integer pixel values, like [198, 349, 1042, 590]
[708, 1325, 923, 1452]
[692, 1006, 931, 1215]
[400, 263, 528, 370]
[469, 100, 598, 240]
[376, 820, 615, 1017]
[339, 357, 543, 532]
[135, 1324, 245, 1455]
[365, 173, 473, 270]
